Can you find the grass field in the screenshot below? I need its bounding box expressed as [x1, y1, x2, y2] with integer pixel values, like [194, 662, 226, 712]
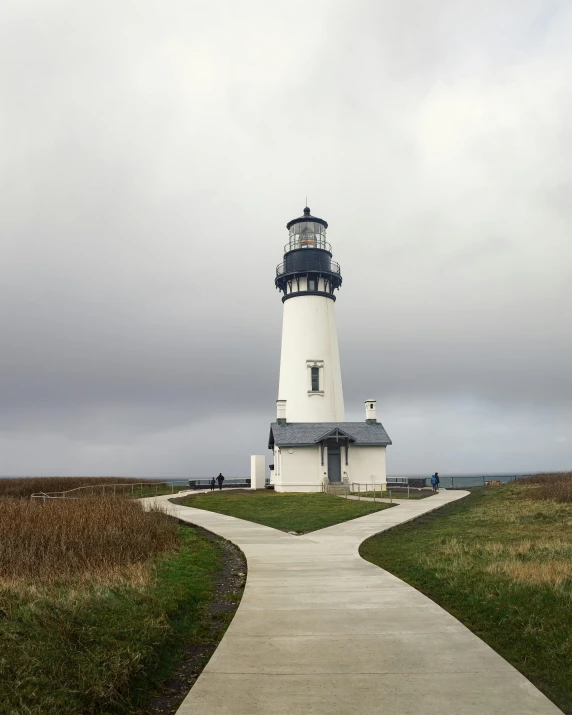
[360, 474, 572, 714]
[173, 490, 394, 533]
[0, 497, 242, 714]
[0, 476, 188, 500]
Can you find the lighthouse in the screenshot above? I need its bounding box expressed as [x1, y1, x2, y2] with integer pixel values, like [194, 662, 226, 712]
[276, 206, 345, 422]
[268, 206, 392, 493]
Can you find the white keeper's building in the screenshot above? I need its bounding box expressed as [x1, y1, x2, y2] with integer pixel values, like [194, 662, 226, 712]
[268, 206, 391, 493]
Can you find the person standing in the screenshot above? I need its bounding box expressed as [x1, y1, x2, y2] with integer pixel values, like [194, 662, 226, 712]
[210, 477, 216, 491]
[434, 472, 440, 492]
[216, 473, 225, 491]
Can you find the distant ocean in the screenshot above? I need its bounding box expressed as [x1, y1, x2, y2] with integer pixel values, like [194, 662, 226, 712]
[1, 472, 540, 488]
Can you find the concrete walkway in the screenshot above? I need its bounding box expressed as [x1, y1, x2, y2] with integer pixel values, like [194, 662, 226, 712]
[147, 491, 562, 715]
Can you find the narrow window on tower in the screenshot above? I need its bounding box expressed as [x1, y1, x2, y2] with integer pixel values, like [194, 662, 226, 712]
[311, 366, 320, 392]
[308, 277, 317, 292]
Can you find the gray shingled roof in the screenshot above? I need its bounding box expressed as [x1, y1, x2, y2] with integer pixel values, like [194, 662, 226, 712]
[268, 422, 392, 449]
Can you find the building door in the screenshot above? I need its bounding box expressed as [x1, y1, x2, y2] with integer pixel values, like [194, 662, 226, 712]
[327, 442, 342, 482]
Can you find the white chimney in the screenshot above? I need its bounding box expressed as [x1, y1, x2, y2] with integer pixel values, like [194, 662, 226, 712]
[277, 399, 287, 424]
[365, 400, 377, 423]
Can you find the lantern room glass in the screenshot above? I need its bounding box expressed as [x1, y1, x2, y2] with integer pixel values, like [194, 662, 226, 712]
[287, 221, 328, 252]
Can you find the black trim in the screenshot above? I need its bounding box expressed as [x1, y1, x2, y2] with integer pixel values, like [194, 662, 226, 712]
[282, 290, 336, 302]
[286, 206, 328, 230]
[277, 252, 340, 278]
[283, 246, 332, 259]
[275, 269, 342, 295]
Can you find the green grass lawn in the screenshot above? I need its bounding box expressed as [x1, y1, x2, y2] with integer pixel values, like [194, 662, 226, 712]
[0, 525, 242, 715]
[173, 491, 394, 533]
[360, 483, 572, 714]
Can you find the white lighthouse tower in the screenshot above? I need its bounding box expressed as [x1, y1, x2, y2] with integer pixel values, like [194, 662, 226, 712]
[276, 206, 345, 422]
[269, 206, 392, 492]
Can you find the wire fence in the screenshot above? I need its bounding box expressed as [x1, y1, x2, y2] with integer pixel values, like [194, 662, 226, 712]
[29, 477, 264, 501]
[30, 480, 190, 501]
[387, 475, 524, 489]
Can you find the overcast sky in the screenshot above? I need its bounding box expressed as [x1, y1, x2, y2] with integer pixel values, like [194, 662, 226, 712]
[1, 0, 571, 477]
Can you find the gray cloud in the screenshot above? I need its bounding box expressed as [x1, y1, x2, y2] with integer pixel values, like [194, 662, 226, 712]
[1, 0, 571, 476]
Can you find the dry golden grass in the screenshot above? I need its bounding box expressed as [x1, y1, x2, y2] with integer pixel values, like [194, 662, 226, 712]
[420, 479, 572, 594]
[0, 476, 144, 499]
[0, 497, 179, 585]
[486, 560, 572, 589]
[519, 472, 572, 503]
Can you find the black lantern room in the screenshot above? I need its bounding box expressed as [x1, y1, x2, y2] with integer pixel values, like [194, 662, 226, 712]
[275, 207, 342, 301]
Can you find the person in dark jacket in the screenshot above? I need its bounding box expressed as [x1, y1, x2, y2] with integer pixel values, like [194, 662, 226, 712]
[430, 472, 440, 492]
[210, 477, 216, 491]
[216, 473, 225, 490]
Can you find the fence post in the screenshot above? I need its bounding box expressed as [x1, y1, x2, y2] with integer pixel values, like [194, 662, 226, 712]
[358, 483, 361, 501]
[408, 485, 410, 499]
[451, 477, 454, 489]
[389, 489, 392, 504]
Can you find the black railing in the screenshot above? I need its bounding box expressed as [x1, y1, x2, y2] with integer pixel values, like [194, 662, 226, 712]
[187, 478, 273, 489]
[283, 239, 332, 254]
[387, 475, 525, 489]
[276, 258, 341, 277]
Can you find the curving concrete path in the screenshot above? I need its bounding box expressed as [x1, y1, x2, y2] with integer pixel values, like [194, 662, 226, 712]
[145, 490, 562, 715]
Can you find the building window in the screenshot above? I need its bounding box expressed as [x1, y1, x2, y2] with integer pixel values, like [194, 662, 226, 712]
[308, 277, 317, 291]
[311, 366, 320, 391]
[307, 359, 324, 395]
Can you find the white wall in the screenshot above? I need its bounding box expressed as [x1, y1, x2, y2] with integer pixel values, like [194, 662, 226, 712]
[346, 446, 387, 488]
[278, 294, 345, 423]
[270, 443, 387, 493]
[272, 445, 324, 493]
[250, 454, 265, 489]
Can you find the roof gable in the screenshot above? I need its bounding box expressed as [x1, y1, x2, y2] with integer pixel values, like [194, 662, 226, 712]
[315, 427, 356, 443]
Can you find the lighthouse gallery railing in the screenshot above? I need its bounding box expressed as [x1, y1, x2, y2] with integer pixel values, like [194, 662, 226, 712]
[276, 258, 341, 277]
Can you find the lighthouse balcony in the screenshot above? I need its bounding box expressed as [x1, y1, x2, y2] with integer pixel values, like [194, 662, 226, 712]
[276, 258, 341, 277]
[275, 260, 342, 301]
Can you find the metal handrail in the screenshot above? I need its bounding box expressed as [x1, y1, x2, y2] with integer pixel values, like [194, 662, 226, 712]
[29, 477, 262, 501]
[30, 480, 190, 501]
[276, 259, 341, 277]
[386, 475, 523, 488]
[351, 483, 394, 503]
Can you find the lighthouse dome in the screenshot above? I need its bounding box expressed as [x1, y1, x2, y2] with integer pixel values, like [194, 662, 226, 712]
[286, 206, 328, 230]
